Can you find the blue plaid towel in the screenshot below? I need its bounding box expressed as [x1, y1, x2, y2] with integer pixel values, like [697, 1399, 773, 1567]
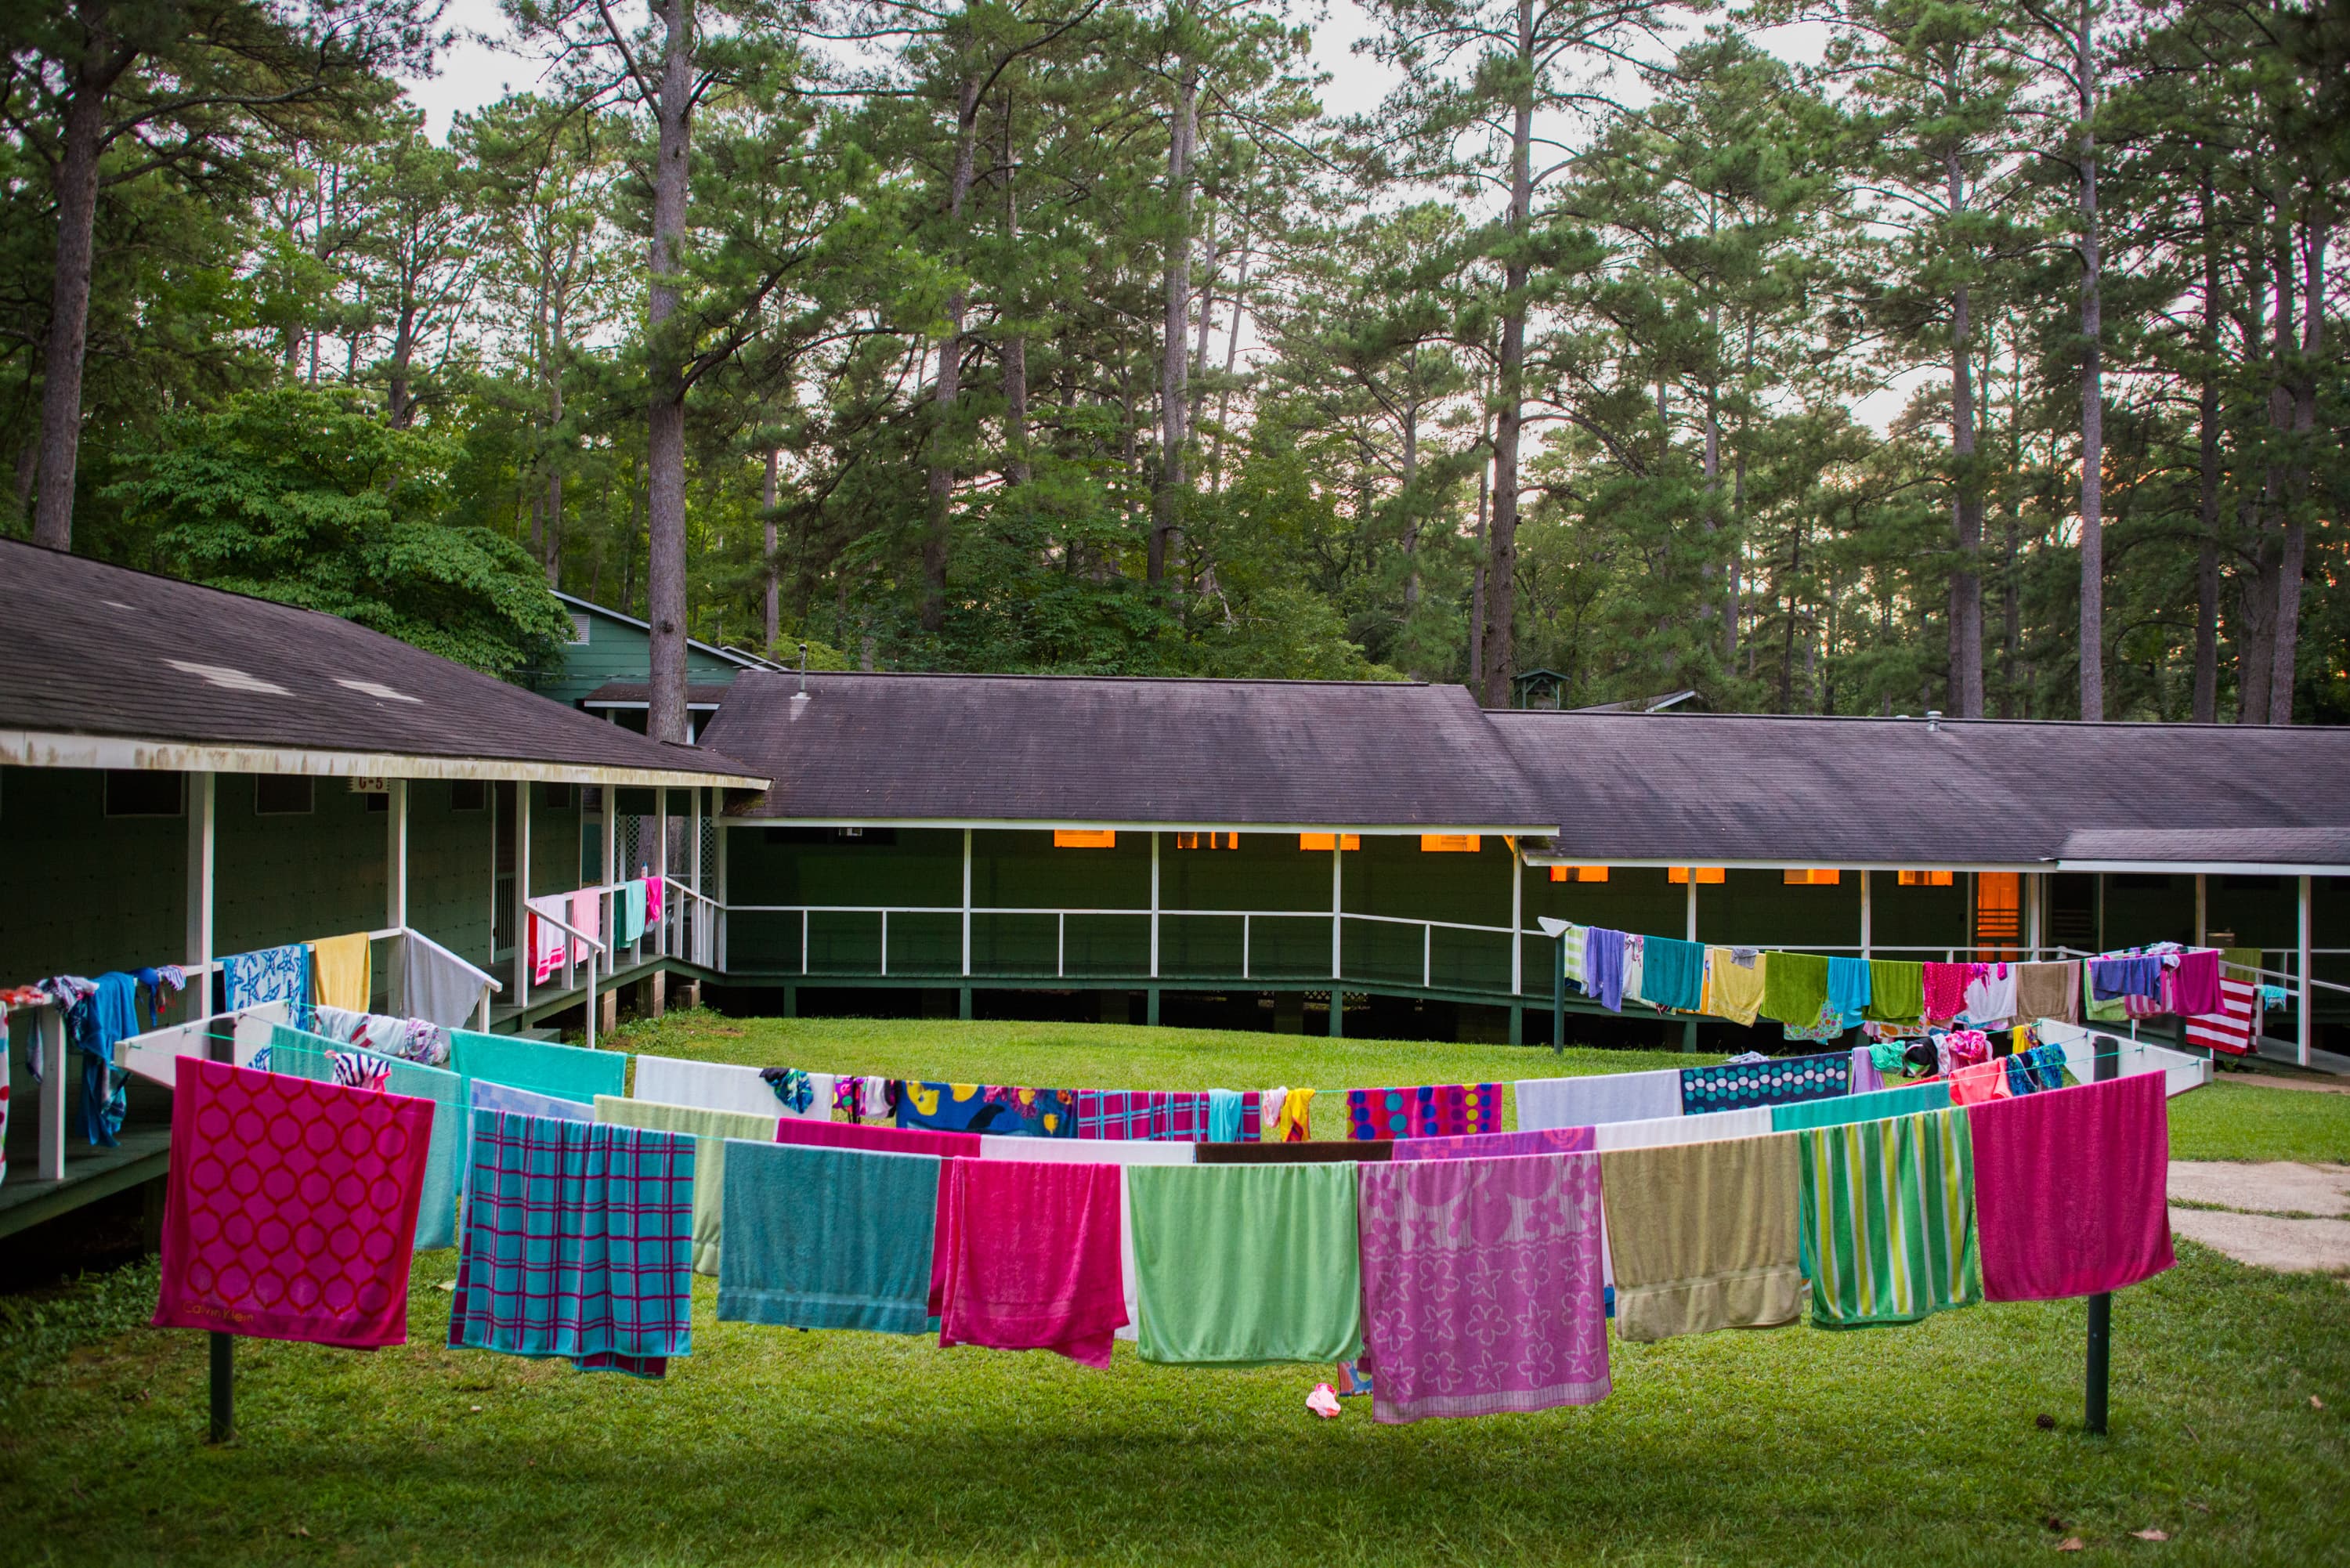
[449, 1109, 696, 1377]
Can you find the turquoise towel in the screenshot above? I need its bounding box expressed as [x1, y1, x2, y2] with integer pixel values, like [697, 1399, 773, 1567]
[1640, 938, 1704, 1011]
[620, 880, 648, 945]
[1208, 1088, 1243, 1143]
[450, 1028, 626, 1106]
[716, 1140, 942, 1333]
[1770, 1079, 1954, 1133]
[266, 1024, 465, 1250]
[1826, 956, 1874, 1027]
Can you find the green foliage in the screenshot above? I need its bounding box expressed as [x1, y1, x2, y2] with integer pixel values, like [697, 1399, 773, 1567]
[109, 385, 574, 676]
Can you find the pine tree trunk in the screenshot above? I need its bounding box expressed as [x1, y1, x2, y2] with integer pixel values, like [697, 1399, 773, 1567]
[2269, 214, 2326, 725]
[645, 0, 696, 745]
[763, 447, 780, 649]
[1481, 0, 1535, 709]
[1001, 117, 1030, 489]
[2192, 172, 2222, 724]
[545, 298, 566, 587]
[1948, 269, 1983, 717]
[1209, 219, 1251, 490]
[1469, 449, 1489, 691]
[1149, 57, 1198, 587]
[922, 71, 982, 634]
[31, 45, 132, 551]
[2074, 0, 2105, 721]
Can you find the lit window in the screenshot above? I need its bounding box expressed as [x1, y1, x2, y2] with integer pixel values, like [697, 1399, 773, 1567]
[1549, 865, 1610, 883]
[1176, 831, 1239, 850]
[1300, 833, 1361, 851]
[1419, 834, 1482, 853]
[1898, 869, 1955, 887]
[1667, 866, 1726, 884]
[1053, 829, 1115, 848]
[1784, 869, 1842, 886]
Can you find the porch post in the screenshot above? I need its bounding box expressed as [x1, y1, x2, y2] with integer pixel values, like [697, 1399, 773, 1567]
[602, 797, 620, 966]
[656, 786, 669, 959]
[690, 786, 703, 956]
[1148, 832, 1161, 981]
[1329, 837, 1344, 1039]
[961, 828, 974, 981]
[715, 811, 729, 974]
[2193, 873, 2207, 948]
[1510, 840, 1524, 996]
[2299, 873, 2314, 1068]
[1683, 869, 1700, 1053]
[1859, 869, 1872, 960]
[186, 769, 215, 1017]
[2026, 872, 2042, 959]
[515, 781, 533, 1011]
[387, 779, 408, 933]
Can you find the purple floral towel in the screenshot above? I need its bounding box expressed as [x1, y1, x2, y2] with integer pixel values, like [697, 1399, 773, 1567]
[1391, 1126, 1596, 1162]
[1356, 1152, 1611, 1424]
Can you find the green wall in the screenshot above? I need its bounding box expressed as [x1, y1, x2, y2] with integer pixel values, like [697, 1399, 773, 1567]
[530, 605, 751, 708]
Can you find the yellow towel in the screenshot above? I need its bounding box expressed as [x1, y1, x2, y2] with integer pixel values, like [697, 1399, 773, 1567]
[1273, 1086, 1316, 1142]
[1701, 947, 1766, 1027]
[312, 931, 372, 1012]
[1601, 1131, 1804, 1342]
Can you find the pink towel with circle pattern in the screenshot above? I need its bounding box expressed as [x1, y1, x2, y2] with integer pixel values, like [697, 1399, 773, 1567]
[152, 1058, 433, 1349]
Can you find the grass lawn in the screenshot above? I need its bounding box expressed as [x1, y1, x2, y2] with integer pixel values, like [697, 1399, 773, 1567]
[4, 1014, 2347, 1567]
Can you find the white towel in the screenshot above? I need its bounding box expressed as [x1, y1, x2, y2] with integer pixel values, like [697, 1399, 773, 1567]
[980, 1138, 1195, 1340]
[1592, 1106, 1772, 1151]
[1517, 1068, 1683, 1130]
[633, 1052, 833, 1122]
[1962, 962, 2019, 1028]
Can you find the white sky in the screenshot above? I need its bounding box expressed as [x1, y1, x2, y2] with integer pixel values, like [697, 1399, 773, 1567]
[401, 2, 1918, 429]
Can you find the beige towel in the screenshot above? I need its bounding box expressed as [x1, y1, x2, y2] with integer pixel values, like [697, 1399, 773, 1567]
[595, 1096, 779, 1277]
[2015, 960, 2080, 1024]
[1701, 947, 1766, 1027]
[1601, 1132, 1803, 1342]
[312, 931, 371, 1012]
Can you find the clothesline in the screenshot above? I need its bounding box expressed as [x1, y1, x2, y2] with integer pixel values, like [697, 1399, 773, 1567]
[151, 1027, 2183, 1431]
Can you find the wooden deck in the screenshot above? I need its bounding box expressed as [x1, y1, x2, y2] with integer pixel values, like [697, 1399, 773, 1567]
[0, 1125, 172, 1241]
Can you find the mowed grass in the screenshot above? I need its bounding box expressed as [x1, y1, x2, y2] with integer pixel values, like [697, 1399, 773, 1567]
[4, 1013, 2348, 1568]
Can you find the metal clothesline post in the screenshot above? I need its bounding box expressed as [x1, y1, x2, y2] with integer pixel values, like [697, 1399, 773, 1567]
[205, 1027, 233, 1444]
[2085, 1036, 2118, 1436]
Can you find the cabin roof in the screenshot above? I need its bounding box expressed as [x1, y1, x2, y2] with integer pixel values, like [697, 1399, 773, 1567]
[703, 669, 1556, 830]
[0, 540, 768, 788]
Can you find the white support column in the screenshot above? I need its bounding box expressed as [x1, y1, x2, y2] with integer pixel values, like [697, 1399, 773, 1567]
[37, 1006, 65, 1183]
[656, 787, 670, 959]
[2298, 873, 2314, 1068]
[961, 828, 974, 978]
[1685, 869, 1699, 943]
[715, 812, 729, 974]
[187, 771, 215, 1015]
[2194, 873, 2207, 948]
[2026, 872, 2042, 959]
[1148, 832, 1160, 979]
[690, 786, 704, 966]
[602, 797, 619, 974]
[1859, 869, 1872, 959]
[387, 779, 408, 931]
[1331, 838, 1344, 982]
[1509, 841, 1524, 995]
[516, 782, 533, 1010]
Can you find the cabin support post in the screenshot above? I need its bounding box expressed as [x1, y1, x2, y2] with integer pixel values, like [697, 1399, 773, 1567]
[2085, 1039, 2117, 1434]
[1148, 832, 1161, 984]
[1859, 869, 1871, 961]
[1146, 987, 1160, 1027]
[2298, 874, 2314, 1068]
[206, 1024, 233, 1443]
[186, 767, 215, 1023]
[1683, 868, 1701, 1053]
[387, 779, 407, 934]
[516, 782, 533, 1010]
[1553, 933, 1567, 1053]
[961, 828, 974, 983]
[1329, 840, 1343, 1038]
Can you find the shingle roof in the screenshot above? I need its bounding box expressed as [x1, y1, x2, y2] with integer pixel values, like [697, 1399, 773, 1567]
[703, 670, 1555, 829]
[2058, 827, 2350, 869]
[0, 540, 768, 786]
[582, 681, 735, 707]
[1492, 710, 2350, 867]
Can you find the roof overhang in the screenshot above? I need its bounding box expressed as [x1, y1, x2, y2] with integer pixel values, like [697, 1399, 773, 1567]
[582, 699, 724, 713]
[722, 814, 1560, 835]
[2054, 859, 2350, 877]
[1514, 847, 2052, 873]
[1, 728, 772, 791]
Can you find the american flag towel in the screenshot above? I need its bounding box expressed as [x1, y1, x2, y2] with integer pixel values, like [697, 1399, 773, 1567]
[449, 1109, 696, 1378]
[2184, 974, 2258, 1056]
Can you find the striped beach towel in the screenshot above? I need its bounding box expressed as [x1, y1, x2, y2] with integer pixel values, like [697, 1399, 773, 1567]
[2184, 974, 2258, 1056]
[1798, 1107, 1982, 1329]
[449, 1109, 696, 1377]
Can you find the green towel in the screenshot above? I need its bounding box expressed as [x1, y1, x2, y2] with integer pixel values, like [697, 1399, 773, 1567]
[266, 1024, 465, 1251]
[450, 1028, 627, 1106]
[595, 1096, 778, 1276]
[1864, 960, 1925, 1024]
[1797, 1106, 1982, 1329]
[718, 1140, 941, 1332]
[1759, 952, 1831, 1026]
[1770, 1079, 1952, 1133]
[1126, 1162, 1363, 1364]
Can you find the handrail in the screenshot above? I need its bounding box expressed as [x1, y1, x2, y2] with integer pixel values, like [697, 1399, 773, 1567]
[2052, 945, 2350, 999]
[522, 900, 609, 956]
[397, 925, 504, 995]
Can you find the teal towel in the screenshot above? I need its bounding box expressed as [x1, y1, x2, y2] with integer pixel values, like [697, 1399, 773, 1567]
[266, 1024, 465, 1250]
[620, 880, 648, 945]
[1825, 956, 1874, 1026]
[1208, 1088, 1243, 1143]
[1640, 938, 1704, 1011]
[450, 1029, 626, 1106]
[717, 1140, 942, 1333]
[1770, 1079, 1954, 1133]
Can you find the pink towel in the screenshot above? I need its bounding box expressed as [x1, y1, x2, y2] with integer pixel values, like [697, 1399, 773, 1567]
[2171, 949, 2222, 1017]
[775, 1118, 979, 1160]
[929, 1157, 1126, 1367]
[646, 876, 664, 923]
[153, 1059, 432, 1349]
[570, 888, 601, 949]
[1358, 1152, 1611, 1423]
[526, 898, 567, 985]
[1922, 963, 1976, 1022]
[1969, 1073, 2175, 1302]
[1392, 1126, 1595, 1162]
